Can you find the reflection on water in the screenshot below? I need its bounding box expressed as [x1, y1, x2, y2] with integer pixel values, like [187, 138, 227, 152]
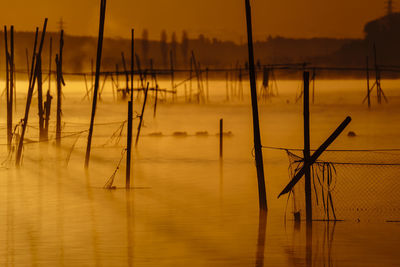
[0, 79, 400, 266]
[255, 211, 267, 267]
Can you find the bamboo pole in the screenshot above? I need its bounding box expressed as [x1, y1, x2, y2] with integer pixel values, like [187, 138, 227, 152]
[44, 90, 52, 140]
[16, 20, 47, 166]
[4, 26, 11, 151]
[37, 55, 45, 141]
[366, 56, 371, 108]
[303, 72, 312, 223]
[10, 26, 15, 139]
[56, 30, 64, 146]
[244, 0, 267, 210]
[85, 0, 107, 168]
[219, 119, 223, 158]
[126, 100, 133, 188]
[130, 29, 134, 102]
[48, 37, 52, 92]
[278, 116, 352, 198]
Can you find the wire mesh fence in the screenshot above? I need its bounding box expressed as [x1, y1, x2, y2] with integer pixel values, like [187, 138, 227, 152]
[286, 149, 400, 222]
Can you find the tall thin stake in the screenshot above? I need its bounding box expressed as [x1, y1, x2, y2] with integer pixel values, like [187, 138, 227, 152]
[366, 56, 371, 108]
[130, 29, 134, 102]
[126, 100, 133, 188]
[85, 0, 107, 168]
[219, 119, 223, 158]
[37, 56, 44, 141]
[303, 72, 312, 223]
[56, 30, 64, 145]
[48, 37, 52, 92]
[16, 20, 47, 166]
[244, 0, 267, 210]
[4, 26, 11, 151]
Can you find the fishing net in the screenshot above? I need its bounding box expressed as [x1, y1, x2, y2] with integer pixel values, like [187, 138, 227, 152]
[287, 149, 400, 222]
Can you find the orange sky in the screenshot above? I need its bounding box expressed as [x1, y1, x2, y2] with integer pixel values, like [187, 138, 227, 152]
[0, 0, 387, 42]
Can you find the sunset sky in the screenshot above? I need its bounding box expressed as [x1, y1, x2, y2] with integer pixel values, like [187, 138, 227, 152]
[0, 0, 387, 42]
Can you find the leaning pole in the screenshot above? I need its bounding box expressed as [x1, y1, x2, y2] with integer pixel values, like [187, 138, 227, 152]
[244, 0, 267, 210]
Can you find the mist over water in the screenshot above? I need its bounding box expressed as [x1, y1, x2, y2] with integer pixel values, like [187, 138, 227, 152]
[0, 78, 399, 266]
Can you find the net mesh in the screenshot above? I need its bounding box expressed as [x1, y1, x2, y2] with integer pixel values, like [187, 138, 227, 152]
[287, 149, 400, 222]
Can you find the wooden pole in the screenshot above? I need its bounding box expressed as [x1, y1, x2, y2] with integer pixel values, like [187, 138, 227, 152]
[16, 20, 47, 166]
[44, 90, 52, 140]
[278, 116, 352, 197]
[56, 30, 64, 146]
[135, 83, 149, 146]
[130, 29, 134, 102]
[219, 119, 223, 158]
[85, 0, 107, 168]
[126, 100, 133, 188]
[366, 56, 371, 108]
[244, 0, 267, 210]
[303, 71, 312, 223]
[4, 26, 11, 151]
[12, 30, 16, 113]
[37, 55, 44, 141]
[48, 37, 52, 92]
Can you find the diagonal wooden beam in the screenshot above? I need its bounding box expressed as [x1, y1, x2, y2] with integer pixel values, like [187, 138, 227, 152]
[278, 116, 352, 198]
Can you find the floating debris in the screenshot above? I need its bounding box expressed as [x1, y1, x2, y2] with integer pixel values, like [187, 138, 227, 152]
[173, 131, 188, 137]
[348, 131, 357, 137]
[195, 131, 208, 136]
[149, 132, 163, 136]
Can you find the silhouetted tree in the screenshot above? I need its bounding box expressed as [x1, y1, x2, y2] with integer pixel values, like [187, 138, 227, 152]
[171, 31, 177, 66]
[160, 30, 168, 67]
[181, 30, 189, 66]
[142, 29, 149, 67]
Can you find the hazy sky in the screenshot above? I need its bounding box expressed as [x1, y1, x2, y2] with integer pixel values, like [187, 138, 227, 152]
[0, 0, 386, 41]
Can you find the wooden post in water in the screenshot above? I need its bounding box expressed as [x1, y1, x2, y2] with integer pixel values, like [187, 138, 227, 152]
[219, 119, 223, 158]
[56, 30, 64, 146]
[303, 71, 312, 223]
[44, 90, 52, 140]
[48, 37, 52, 92]
[85, 0, 107, 169]
[4, 26, 11, 151]
[126, 100, 133, 188]
[10, 26, 15, 143]
[126, 28, 135, 188]
[37, 55, 45, 141]
[16, 20, 47, 166]
[130, 29, 134, 102]
[366, 56, 371, 108]
[244, 0, 267, 210]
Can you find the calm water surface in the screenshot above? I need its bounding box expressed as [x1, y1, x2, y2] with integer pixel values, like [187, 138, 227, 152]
[0, 78, 399, 266]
